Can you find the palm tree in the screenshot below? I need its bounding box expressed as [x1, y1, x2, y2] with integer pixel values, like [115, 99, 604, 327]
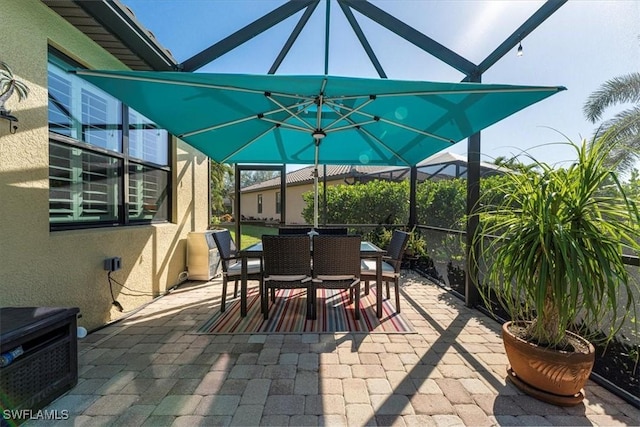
[583, 72, 640, 173]
[492, 155, 534, 173]
[210, 161, 234, 218]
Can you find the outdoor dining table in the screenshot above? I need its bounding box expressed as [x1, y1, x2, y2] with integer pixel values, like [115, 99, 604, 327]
[239, 240, 385, 318]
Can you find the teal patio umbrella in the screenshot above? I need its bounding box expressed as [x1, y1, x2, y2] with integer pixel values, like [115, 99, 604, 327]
[75, 71, 565, 227]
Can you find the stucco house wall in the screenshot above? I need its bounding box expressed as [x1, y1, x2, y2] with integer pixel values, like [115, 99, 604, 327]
[0, 0, 210, 330]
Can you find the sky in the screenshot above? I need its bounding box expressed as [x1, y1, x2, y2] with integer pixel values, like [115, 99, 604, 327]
[121, 0, 640, 169]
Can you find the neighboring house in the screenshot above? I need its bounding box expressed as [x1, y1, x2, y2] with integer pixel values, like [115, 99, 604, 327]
[240, 165, 389, 224]
[368, 151, 506, 181]
[239, 153, 504, 224]
[0, 0, 210, 330]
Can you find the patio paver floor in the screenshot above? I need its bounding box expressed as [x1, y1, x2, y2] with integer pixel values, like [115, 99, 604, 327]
[27, 272, 640, 426]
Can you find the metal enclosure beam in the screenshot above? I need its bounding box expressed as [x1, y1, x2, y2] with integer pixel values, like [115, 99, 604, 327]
[337, 1, 387, 78]
[234, 164, 286, 249]
[462, 0, 566, 307]
[408, 166, 417, 229]
[269, 2, 320, 74]
[477, 0, 568, 75]
[339, 0, 477, 76]
[465, 72, 482, 308]
[182, 0, 317, 71]
[465, 132, 482, 307]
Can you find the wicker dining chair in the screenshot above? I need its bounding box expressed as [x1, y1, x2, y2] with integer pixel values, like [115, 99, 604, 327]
[311, 235, 362, 320]
[211, 229, 263, 312]
[316, 227, 348, 235]
[261, 235, 313, 320]
[278, 227, 312, 235]
[361, 230, 410, 313]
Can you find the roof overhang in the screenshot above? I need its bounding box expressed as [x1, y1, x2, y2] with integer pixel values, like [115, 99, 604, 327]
[42, 0, 178, 71]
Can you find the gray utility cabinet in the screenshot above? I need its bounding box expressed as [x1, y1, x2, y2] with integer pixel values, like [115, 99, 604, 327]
[187, 231, 221, 280]
[0, 307, 79, 422]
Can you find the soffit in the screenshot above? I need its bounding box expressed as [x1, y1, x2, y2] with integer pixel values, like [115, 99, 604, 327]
[41, 0, 178, 71]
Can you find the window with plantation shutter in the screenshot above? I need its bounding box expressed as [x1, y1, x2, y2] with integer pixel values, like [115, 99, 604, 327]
[47, 48, 170, 230]
[49, 141, 119, 224]
[81, 89, 121, 152]
[128, 164, 168, 221]
[49, 142, 76, 221]
[48, 67, 73, 137]
[129, 110, 168, 165]
[81, 150, 119, 221]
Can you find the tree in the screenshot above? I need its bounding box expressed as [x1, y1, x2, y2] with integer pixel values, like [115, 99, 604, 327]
[240, 170, 280, 188]
[492, 155, 534, 173]
[583, 72, 640, 173]
[301, 180, 409, 225]
[210, 161, 233, 216]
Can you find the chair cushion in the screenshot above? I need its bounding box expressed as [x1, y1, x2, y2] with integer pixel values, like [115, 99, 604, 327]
[314, 275, 356, 281]
[265, 275, 311, 283]
[227, 259, 262, 276]
[360, 259, 396, 277]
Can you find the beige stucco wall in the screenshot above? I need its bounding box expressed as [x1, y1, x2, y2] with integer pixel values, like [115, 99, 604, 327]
[240, 179, 344, 224]
[0, 0, 210, 331]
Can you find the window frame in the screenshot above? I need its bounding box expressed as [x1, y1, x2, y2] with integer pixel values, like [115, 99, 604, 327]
[48, 47, 172, 231]
[257, 194, 263, 214]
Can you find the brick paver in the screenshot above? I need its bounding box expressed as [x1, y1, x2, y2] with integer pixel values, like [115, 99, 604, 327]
[26, 271, 640, 427]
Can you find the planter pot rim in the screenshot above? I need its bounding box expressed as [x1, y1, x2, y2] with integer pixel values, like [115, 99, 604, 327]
[503, 320, 595, 355]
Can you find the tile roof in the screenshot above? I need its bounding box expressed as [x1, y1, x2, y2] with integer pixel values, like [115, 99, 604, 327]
[241, 165, 390, 192]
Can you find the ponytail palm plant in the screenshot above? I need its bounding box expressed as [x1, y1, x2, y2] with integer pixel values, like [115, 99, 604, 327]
[472, 133, 640, 350]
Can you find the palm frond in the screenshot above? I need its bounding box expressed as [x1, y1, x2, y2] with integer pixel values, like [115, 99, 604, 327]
[583, 72, 640, 122]
[592, 108, 640, 174]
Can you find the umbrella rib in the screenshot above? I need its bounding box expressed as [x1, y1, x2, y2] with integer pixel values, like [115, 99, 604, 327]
[76, 70, 270, 95]
[76, 70, 562, 99]
[325, 120, 378, 133]
[180, 100, 312, 138]
[179, 114, 257, 138]
[323, 98, 375, 131]
[336, 86, 564, 100]
[380, 117, 454, 143]
[178, 103, 296, 138]
[75, 69, 330, 102]
[356, 127, 413, 166]
[260, 118, 310, 133]
[321, 107, 413, 166]
[265, 95, 315, 130]
[354, 110, 454, 143]
[220, 125, 278, 163]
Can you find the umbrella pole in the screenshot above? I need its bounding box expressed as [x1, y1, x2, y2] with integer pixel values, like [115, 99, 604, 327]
[311, 92, 325, 232]
[313, 140, 319, 229]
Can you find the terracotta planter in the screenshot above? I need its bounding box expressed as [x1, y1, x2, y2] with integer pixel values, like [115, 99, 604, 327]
[502, 321, 595, 406]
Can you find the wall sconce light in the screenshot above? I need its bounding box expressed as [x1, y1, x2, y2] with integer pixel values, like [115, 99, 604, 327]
[343, 175, 357, 185]
[0, 112, 18, 134]
[517, 41, 524, 57]
[343, 165, 358, 185]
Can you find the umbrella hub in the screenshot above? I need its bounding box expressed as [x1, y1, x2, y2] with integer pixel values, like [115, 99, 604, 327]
[312, 129, 326, 141]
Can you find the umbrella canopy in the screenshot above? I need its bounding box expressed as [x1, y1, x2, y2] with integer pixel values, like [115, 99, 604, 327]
[75, 71, 565, 228]
[75, 71, 565, 167]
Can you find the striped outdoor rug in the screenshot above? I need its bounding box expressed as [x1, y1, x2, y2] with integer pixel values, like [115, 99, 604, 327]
[195, 287, 414, 334]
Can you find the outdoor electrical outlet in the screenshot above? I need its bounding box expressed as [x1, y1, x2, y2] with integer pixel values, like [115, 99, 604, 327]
[104, 257, 122, 272]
